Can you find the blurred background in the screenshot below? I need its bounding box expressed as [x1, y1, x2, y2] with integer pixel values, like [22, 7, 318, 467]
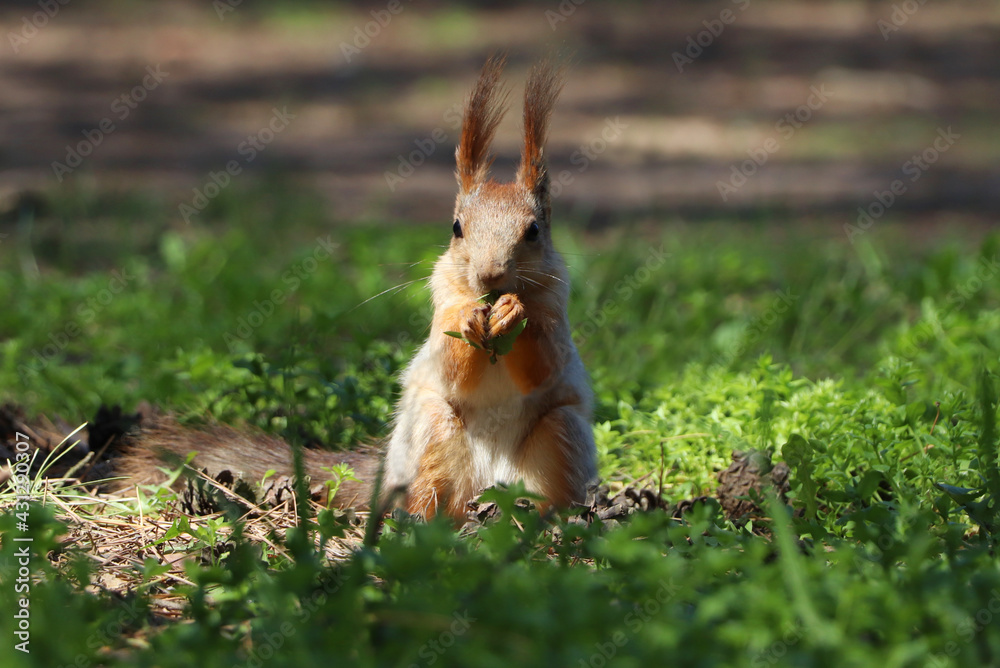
[2, 0, 996, 228]
[5, 6, 1000, 663]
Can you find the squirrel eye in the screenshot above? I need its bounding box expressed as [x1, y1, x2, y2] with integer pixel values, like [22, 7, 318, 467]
[453, 219, 463, 239]
[525, 221, 540, 242]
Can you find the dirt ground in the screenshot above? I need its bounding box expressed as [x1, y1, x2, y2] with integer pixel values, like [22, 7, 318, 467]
[0, 1, 998, 227]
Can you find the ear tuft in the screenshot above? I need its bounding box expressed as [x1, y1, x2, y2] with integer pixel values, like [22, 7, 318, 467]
[456, 54, 510, 194]
[516, 60, 566, 202]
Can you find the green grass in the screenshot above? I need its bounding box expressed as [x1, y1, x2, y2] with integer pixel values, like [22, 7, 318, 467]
[3, 181, 1000, 666]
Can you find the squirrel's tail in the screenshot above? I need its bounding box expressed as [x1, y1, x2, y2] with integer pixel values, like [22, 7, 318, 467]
[113, 417, 379, 509]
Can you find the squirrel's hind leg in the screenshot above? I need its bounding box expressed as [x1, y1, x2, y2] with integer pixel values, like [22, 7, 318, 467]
[405, 396, 476, 521]
[514, 404, 596, 512]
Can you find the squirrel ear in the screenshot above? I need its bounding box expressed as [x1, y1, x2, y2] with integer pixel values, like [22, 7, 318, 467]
[516, 60, 565, 206]
[456, 54, 510, 195]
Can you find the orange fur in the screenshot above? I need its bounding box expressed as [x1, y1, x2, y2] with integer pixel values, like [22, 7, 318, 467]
[515, 407, 576, 510]
[407, 402, 471, 519]
[456, 55, 509, 194]
[112, 417, 379, 507]
[436, 301, 490, 393]
[517, 61, 565, 196]
[504, 325, 553, 395]
[472, 178, 516, 200]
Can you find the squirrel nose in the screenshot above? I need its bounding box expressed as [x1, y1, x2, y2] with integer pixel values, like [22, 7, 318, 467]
[477, 264, 510, 290]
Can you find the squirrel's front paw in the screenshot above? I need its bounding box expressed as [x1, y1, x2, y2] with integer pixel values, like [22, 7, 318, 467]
[488, 293, 527, 338]
[459, 303, 492, 350]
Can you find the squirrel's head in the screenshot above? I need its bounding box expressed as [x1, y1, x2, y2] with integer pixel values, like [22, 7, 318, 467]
[448, 55, 565, 297]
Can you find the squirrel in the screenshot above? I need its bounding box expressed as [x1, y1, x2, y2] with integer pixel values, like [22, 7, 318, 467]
[115, 55, 597, 523]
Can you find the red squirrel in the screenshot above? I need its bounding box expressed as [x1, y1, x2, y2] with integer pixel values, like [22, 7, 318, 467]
[117, 56, 597, 522]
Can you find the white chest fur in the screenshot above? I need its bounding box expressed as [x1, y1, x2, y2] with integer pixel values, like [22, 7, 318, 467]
[384, 342, 540, 491]
[461, 393, 533, 488]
